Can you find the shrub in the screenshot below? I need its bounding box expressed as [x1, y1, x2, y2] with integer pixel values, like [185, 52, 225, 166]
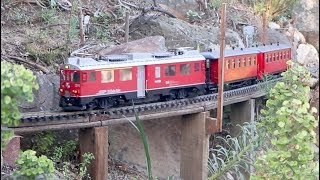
[1, 61, 39, 150]
[14, 150, 55, 179]
[252, 61, 319, 179]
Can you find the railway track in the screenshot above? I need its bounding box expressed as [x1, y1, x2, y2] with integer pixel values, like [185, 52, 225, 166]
[17, 78, 280, 127]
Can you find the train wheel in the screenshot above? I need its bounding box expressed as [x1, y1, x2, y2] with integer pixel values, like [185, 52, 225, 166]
[87, 100, 97, 110]
[177, 89, 187, 99]
[98, 98, 108, 109]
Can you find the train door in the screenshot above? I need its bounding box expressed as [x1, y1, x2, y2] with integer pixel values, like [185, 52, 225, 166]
[137, 65, 146, 98]
[205, 59, 211, 83]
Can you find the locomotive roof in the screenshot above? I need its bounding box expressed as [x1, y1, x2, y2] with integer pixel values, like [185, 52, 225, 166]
[63, 48, 205, 70]
[201, 43, 291, 59]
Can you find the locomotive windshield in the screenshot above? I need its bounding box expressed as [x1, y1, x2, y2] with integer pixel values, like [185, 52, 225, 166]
[72, 72, 80, 82]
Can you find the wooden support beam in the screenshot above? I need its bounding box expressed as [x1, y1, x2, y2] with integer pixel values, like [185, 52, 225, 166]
[180, 111, 210, 180]
[217, 3, 226, 133]
[205, 117, 219, 135]
[79, 127, 108, 180]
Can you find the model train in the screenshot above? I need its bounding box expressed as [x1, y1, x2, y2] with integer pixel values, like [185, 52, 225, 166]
[59, 43, 291, 111]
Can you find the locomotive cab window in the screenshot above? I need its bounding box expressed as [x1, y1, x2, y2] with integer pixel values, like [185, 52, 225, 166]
[180, 64, 190, 75]
[72, 71, 80, 83]
[120, 68, 132, 81]
[165, 65, 176, 76]
[194, 63, 200, 72]
[90, 72, 96, 82]
[101, 70, 114, 83]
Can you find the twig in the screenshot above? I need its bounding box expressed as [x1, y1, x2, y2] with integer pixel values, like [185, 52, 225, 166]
[2, 55, 50, 74]
[40, 23, 69, 30]
[125, 11, 129, 42]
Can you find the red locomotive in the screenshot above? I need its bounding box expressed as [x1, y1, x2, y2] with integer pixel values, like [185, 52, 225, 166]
[59, 44, 291, 111]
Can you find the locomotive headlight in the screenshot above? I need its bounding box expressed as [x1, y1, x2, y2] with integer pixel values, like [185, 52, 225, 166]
[65, 65, 69, 69]
[59, 88, 63, 92]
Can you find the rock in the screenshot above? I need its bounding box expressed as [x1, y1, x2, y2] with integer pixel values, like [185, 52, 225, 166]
[98, 36, 167, 55]
[293, 0, 319, 32]
[129, 15, 245, 50]
[18, 74, 60, 113]
[265, 29, 291, 44]
[296, 44, 319, 67]
[268, 22, 280, 29]
[293, 0, 319, 51]
[284, 27, 306, 44]
[300, 31, 319, 52]
[303, 78, 319, 89]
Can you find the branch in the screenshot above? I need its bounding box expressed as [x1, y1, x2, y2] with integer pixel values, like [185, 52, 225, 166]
[120, 0, 177, 18]
[2, 55, 50, 74]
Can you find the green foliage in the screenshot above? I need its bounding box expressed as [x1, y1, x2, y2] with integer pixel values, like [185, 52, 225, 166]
[79, 152, 95, 178]
[252, 1, 266, 16]
[52, 139, 78, 162]
[90, 13, 110, 42]
[209, 0, 222, 10]
[14, 150, 55, 179]
[249, 0, 298, 20]
[40, 8, 56, 24]
[126, 103, 153, 179]
[62, 161, 73, 180]
[1, 61, 39, 150]
[33, 131, 56, 155]
[208, 123, 259, 180]
[26, 44, 68, 65]
[186, 10, 201, 22]
[253, 61, 319, 179]
[60, 152, 94, 179]
[69, 16, 79, 40]
[134, 108, 153, 180]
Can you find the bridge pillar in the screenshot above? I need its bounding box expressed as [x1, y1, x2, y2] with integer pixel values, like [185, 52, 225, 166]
[230, 99, 255, 136]
[79, 126, 108, 180]
[180, 111, 212, 180]
[229, 99, 255, 180]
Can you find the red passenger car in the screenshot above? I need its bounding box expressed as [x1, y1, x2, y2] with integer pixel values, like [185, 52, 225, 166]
[257, 44, 291, 79]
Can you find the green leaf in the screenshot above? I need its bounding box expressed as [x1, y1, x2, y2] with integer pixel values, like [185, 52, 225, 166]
[278, 122, 285, 128]
[4, 96, 11, 104]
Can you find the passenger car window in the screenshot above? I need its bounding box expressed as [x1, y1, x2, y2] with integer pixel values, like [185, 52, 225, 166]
[180, 64, 190, 75]
[101, 70, 114, 83]
[165, 65, 176, 76]
[90, 72, 96, 81]
[120, 68, 132, 81]
[72, 72, 80, 82]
